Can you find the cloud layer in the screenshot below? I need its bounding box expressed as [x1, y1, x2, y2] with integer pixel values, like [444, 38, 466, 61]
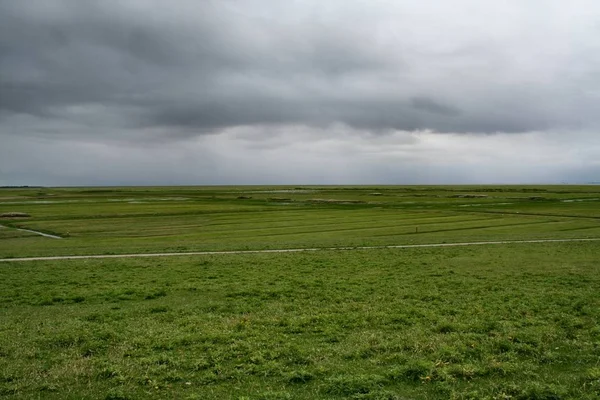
[1, 0, 599, 184]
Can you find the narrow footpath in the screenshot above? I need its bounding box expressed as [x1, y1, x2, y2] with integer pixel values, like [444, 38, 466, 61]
[1, 238, 598, 262]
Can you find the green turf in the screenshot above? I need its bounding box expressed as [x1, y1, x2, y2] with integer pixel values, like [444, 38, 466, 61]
[1, 185, 599, 399]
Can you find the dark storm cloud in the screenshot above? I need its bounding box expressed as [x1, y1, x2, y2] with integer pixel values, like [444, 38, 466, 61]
[410, 97, 460, 117]
[146, 96, 552, 134]
[3, 0, 599, 138]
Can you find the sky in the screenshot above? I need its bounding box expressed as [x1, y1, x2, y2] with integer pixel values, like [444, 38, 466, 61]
[1, 0, 599, 186]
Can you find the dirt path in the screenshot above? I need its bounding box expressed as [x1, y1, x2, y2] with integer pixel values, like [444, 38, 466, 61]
[0, 238, 599, 263]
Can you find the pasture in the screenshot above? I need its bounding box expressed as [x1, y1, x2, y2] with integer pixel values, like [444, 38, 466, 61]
[1, 185, 599, 399]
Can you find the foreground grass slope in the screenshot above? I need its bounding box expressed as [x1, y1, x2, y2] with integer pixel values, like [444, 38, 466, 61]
[1, 243, 600, 399]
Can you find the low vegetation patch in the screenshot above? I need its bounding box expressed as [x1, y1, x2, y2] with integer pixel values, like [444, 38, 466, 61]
[306, 198, 366, 204]
[0, 212, 30, 218]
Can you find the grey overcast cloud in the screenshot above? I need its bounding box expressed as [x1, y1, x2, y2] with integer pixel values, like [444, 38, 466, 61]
[1, 0, 599, 185]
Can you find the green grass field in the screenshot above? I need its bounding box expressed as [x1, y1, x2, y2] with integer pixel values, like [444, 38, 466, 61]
[1, 186, 600, 399]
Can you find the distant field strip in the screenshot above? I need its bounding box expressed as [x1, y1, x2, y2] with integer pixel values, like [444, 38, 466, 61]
[1, 237, 599, 262]
[3, 211, 543, 238]
[13, 213, 594, 243]
[9, 211, 488, 237]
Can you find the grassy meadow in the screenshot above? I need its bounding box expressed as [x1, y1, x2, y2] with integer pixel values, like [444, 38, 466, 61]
[1, 185, 600, 399]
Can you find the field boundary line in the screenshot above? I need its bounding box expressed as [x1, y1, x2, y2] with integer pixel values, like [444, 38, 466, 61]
[15, 228, 62, 239]
[0, 223, 62, 239]
[1, 238, 599, 262]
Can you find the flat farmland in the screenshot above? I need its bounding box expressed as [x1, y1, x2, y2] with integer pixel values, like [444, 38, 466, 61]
[1, 186, 600, 399]
[1, 185, 600, 258]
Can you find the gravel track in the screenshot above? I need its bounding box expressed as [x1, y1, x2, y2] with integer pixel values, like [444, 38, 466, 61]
[1, 238, 599, 263]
